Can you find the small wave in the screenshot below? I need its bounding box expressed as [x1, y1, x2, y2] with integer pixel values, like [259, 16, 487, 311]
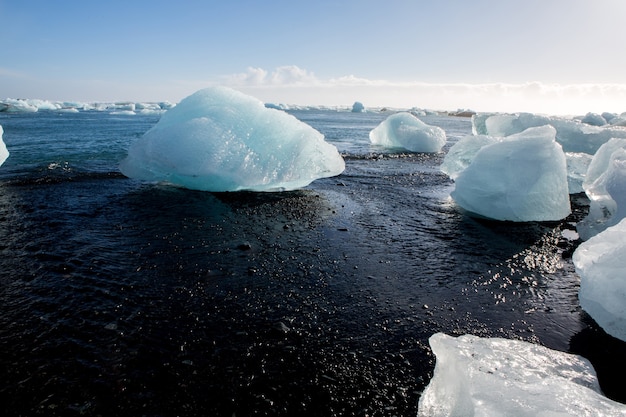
[2, 169, 126, 187]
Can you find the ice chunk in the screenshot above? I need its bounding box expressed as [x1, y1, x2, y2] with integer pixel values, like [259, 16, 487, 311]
[369, 112, 446, 153]
[566, 152, 593, 194]
[574, 218, 626, 342]
[577, 143, 626, 240]
[120, 87, 345, 192]
[440, 134, 499, 180]
[581, 112, 608, 126]
[473, 112, 626, 154]
[351, 101, 365, 112]
[0, 125, 8, 166]
[418, 333, 626, 417]
[450, 125, 571, 221]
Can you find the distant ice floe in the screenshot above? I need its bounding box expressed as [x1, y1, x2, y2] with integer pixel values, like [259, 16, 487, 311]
[449, 125, 571, 222]
[351, 101, 365, 113]
[369, 112, 446, 153]
[0, 97, 173, 114]
[120, 86, 345, 192]
[0, 125, 9, 166]
[574, 218, 626, 342]
[418, 333, 626, 417]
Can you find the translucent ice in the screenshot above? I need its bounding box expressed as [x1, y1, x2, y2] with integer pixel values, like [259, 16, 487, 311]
[574, 218, 626, 342]
[440, 134, 498, 180]
[450, 125, 571, 221]
[566, 152, 593, 194]
[0, 125, 8, 166]
[577, 141, 626, 240]
[473, 112, 626, 154]
[120, 87, 345, 192]
[418, 333, 626, 417]
[369, 112, 446, 153]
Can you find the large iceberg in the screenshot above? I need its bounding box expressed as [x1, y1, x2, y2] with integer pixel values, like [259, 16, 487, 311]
[120, 87, 345, 192]
[473, 112, 626, 154]
[369, 112, 446, 153]
[0, 125, 8, 166]
[418, 333, 626, 417]
[577, 139, 626, 240]
[573, 218, 626, 342]
[450, 125, 571, 222]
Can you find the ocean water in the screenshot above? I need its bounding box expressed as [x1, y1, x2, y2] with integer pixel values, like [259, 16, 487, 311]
[0, 109, 624, 416]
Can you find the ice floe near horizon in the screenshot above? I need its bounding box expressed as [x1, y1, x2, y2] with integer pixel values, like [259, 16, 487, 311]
[0, 126, 9, 167]
[448, 125, 571, 222]
[418, 333, 626, 417]
[369, 112, 446, 153]
[574, 218, 626, 343]
[120, 86, 345, 192]
[0, 97, 174, 114]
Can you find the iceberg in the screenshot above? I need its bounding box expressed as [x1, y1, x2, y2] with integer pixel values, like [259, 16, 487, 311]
[450, 125, 571, 222]
[120, 86, 345, 192]
[573, 218, 626, 342]
[418, 333, 626, 417]
[473, 112, 626, 154]
[577, 141, 626, 240]
[0, 125, 8, 166]
[369, 112, 446, 153]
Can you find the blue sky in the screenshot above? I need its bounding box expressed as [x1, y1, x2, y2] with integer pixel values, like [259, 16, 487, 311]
[2, 0, 625, 114]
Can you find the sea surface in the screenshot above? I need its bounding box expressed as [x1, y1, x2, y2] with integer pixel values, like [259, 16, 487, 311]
[0, 109, 624, 416]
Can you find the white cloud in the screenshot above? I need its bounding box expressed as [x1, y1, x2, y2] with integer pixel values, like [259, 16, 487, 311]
[226, 65, 318, 86]
[223, 66, 626, 115]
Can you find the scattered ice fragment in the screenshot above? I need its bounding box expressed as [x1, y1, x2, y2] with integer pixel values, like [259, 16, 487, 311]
[418, 333, 626, 417]
[120, 87, 345, 192]
[450, 125, 571, 222]
[0, 125, 8, 166]
[573, 218, 626, 342]
[369, 112, 446, 153]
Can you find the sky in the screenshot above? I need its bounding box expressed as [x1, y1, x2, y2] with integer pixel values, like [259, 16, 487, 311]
[1, 0, 626, 115]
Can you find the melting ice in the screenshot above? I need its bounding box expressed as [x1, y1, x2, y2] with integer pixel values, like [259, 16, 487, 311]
[119, 87, 345, 192]
[418, 333, 626, 417]
[369, 112, 446, 153]
[577, 139, 626, 239]
[574, 218, 626, 342]
[449, 125, 571, 222]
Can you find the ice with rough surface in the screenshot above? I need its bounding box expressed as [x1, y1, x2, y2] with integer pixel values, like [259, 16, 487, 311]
[450, 125, 571, 221]
[0, 126, 8, 166]
[574, 218, 626, 342]
[120, 87, 345, 192]
[418, 333, 626, 417]
[566, 152, 593, 194]
[577, 141, 626, 240]
[369, 112, 446, 153]
[473, 112, 626, 154]
[440, 134, 498, 180]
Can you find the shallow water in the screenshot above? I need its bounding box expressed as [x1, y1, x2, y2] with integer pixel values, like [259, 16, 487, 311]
[0, 109, 624, 416]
